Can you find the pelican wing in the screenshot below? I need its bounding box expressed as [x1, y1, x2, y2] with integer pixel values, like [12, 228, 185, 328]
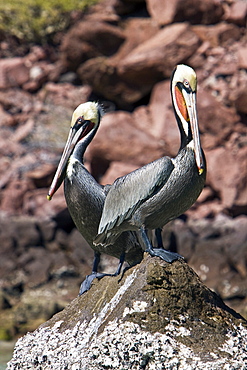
[98, 156, 174, 235]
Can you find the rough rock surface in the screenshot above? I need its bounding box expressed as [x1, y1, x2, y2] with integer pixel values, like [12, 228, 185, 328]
[0, 0, 246, 342]
[7, 255, 247, 369]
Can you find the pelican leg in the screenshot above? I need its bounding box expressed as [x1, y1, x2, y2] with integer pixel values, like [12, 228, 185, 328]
[79, 252, 125, 296]
[139, 226, 183, 263]
[155, 228, 163, 248]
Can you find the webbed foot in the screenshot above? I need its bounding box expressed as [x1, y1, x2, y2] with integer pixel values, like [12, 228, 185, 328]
[147, 247, 183, 263]
[139, 226, 183, 263]
[78, 252, 125, 295]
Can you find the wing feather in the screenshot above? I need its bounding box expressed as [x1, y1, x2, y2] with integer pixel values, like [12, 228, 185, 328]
[98, 156, 174, 234]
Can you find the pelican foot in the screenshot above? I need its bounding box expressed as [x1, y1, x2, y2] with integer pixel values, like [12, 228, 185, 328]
[79, 252, 126, 295]
[79, 272, 111, 296]
[148, 248, 183, 263]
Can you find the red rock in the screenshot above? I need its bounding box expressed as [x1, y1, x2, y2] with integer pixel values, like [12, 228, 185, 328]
[37, 82, 92, 110]
[132, 81, 180, 158]
[235, 88, 247, 114]
[0, 58, 29, 89]
[77, 57, 144, 108]
[87, 110, 165, 174]
[0, 105, 16, 127]
[112, 18, 160, 63]
[206, 145, 247, 210]
[238, 47, 247, 69]
[0, 179, 33, 215]
[192, 23, 241, 47]
[23, 188, 66, 219]
[0, 89, 34, 113]
[146, 0, 180, 25]
[26, 163, 57, 188]
[147, 80, 180, 156]
[61, 20, 125, 71]
[118, 23, 200, 85]
[225, 1, 247, 26]
[12, 119, 34, 143]
[197, 89, 239, 146]
[101, 161, 139, 185]
[147, 0, 224, 26]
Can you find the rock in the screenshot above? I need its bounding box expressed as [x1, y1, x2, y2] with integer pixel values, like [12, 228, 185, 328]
[21, 247, 51, 288]
[101, 161, 139, 185]
[118, 23, 200, 87]
[23, 187, 67, 218]
[238, 47, 247, 69]
[0, 58, 29, 89]
[61, 20, 125, 71]
[26, 163, 56, 188]
[0, 179, 34, 215]
[38, 81, 92, 109]
[192, 23, 241, 48]
[235, 88, 247, 114]
[206, 145, 247, 211]
[225, 1, 247, 26]
[133, 80, 180, 157]
[77, 56, 143, 108]
[112, 18, 160, 63]
[87, 110, 165, 174]
[0, 105, 16, 127]
[197, 89, 239, 149]
[0, 290, 12, 310]
[7, 256, 247, 369]
[147, 0, 224, 26]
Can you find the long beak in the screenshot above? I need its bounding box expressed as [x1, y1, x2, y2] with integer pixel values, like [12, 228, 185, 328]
[47, 126, 85, 200]
[183, 91, 204, 175]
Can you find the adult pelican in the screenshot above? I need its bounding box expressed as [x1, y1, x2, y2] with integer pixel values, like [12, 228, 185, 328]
[47, 102, 143, 294]
[95, 65, 206, 260]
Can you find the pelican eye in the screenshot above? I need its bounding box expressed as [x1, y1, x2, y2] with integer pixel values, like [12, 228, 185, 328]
[73, 116, 89, 130]
[183, 79, 190, 89]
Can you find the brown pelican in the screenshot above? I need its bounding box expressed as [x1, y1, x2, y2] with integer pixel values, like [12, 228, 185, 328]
[47, 102, 143, 294]
[95, 65, 206, 261]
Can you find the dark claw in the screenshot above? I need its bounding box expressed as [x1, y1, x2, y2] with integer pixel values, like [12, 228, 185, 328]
[139, 226, 183, 263]
[79, 252, 126, 295]
[147, 247, 183, 263]
[79, 272, 98, 295]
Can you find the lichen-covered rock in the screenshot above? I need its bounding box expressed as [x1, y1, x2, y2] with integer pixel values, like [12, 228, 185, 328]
[7, 255, 247, 369]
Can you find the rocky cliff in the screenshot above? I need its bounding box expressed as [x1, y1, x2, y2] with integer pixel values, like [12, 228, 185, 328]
[7, 255, 247, 369]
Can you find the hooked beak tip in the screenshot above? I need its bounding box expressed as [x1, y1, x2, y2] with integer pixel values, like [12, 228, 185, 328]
[47, 194, 52, 201]
[198, 167, 204, 176]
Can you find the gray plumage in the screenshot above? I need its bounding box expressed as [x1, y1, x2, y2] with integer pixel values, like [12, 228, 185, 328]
[95, 146, 205, 246]
[64, 153, 143, 265]
[47, 102, 143, 294]
[95, 65, 206, 254]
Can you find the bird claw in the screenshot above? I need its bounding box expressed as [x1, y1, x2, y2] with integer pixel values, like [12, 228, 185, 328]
[147, 248, 183, 263]
[78, 269, 123, 296]
[78, 272, 107, 296]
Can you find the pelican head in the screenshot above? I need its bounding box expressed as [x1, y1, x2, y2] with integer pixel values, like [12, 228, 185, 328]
[171, 64, 204, 175]
[47, 102, 103, 200]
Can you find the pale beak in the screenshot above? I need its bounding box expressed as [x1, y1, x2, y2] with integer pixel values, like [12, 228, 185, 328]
[183, 90, 204, 175]
[47, 122, 90, 200]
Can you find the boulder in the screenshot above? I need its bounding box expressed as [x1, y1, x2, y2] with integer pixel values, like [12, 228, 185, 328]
[87, 110, 165, 175]
[118, 23, 200, 86]
[225, 1, 247, 26]
[0, 58, 29, 89]
[61, 20, 125, 71]
[147, 0, 224, 26]
[206, 145, 247, 211]
[192, 23, 241, 48]
[7, 255, 247, 369]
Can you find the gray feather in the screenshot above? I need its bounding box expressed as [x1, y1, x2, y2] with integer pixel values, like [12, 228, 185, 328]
[98, 156, 174, 234]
